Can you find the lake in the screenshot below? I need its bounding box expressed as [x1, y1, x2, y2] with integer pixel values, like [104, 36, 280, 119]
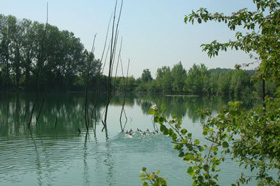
[0, 93, 257, 185]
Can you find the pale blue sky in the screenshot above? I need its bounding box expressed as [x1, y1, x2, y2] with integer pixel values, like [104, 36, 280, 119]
[1, 0, 258, 78]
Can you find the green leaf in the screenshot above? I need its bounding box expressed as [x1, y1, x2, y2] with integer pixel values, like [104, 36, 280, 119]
[213, 146, 218, 152]
[159, 116, 165, 124]
[181, 128, 187, 135]
[168, 128, 174, 135]
[202, 130, 208, 135]
[160, 124, 168, 135]
[194, 139, 200, 145]
[184, 16, 188, 23]
[187, 166, 193, 175]
[148, 108, 155, 115]
[142, 167, 147, 172]
[184, 154, 192, 161]
[222, 141, 229, 148]
[143, 182, 149, 186]
[179, 151, 184, 157]
[156, 170, 160, 175]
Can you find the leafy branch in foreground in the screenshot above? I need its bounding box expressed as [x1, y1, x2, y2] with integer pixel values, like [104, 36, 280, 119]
[145, 105, 226, 186]
[140, 167, 167, 186]
[141, 0, 280, 185]
[144, 100, 280, 186]
[184, 0, 280, 83]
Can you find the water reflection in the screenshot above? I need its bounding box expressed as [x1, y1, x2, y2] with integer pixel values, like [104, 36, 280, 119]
[0, 93, 259, 186]
[136, 94, 231, 122]
[105, 142, 116, 186]
[30, 133, 43, 186]
[0, 93, 254, 138]
[83, 133, 90, 186]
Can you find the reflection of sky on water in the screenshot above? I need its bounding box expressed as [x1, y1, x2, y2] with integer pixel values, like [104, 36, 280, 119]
[0, 93, 260, 185]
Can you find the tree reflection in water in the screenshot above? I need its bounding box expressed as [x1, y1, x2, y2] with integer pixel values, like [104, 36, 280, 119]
[0, 92, 257, 185]
[0, 93, 256, 137]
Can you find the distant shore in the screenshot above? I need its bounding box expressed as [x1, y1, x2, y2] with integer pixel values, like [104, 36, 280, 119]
[165, 94, 199, 97]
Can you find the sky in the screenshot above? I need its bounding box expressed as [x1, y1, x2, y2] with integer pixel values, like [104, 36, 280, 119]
[0, 0, 258, 78]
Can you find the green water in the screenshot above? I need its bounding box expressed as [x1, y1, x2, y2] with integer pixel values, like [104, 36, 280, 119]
[0, 93, 257, 185]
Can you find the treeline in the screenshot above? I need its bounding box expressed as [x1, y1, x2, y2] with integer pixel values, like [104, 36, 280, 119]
[0, 14, 276, 97]
[0, 14, 103, 92]
[134, 62, 276, 97]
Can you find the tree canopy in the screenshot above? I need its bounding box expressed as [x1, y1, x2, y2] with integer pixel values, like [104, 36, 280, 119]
[143, 0, 280, 185]
[0, 14, 101, 92]
[184, 0, 280, 84]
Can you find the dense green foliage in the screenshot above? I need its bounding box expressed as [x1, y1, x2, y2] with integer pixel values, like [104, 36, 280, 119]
[136, 63, 277, 98]
[1, 14, 276, 98]
[0, 14, 102, 92]
[141, 0, 280, 185]
[184, 0, 280, 83]
[146, 100, 280, 185]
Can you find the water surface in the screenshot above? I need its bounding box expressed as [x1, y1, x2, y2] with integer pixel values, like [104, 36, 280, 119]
[0, 93, 257, 185]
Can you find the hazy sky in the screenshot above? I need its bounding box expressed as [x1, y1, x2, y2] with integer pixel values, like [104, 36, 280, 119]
[1, 0, 258, 78]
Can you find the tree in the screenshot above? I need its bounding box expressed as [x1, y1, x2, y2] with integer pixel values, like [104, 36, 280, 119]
[216, 71, 231, 96]
[144, 1, 280, 185]
[137, 69, 154, 92]
[141, 69, 153, 83]
[0, 14, 92, 92]
[171, 62, 187, 93]
[21, 18, 36, 90]
[155, 66, 172, 93]
[185, 64, 209, 95]
[184, 0, 280, 84]
[229, 69, 252, 97]
[0, 15, 15, 90]
[185, 0, 280, 184]
[9, 16, 23, 90]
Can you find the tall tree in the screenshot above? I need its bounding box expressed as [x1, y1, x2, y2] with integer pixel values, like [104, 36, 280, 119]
[141, 68, 153, 83]
[186, 64, 209, 95]
[156, 66, 172, 93]
[0, 15, 15, 90]
[21, 18, 36, 90]
[171, 62, 187, 93]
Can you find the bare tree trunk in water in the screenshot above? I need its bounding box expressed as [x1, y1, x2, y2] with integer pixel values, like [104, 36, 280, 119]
[102, 0, 123, 138]
[84, 34, 98, 133]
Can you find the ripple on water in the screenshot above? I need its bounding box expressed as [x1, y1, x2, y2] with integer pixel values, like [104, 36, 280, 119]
[0, 130, 260, 186]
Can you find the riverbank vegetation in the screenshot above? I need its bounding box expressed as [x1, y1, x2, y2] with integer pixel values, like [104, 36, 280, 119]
[0, 14, 277, 98]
